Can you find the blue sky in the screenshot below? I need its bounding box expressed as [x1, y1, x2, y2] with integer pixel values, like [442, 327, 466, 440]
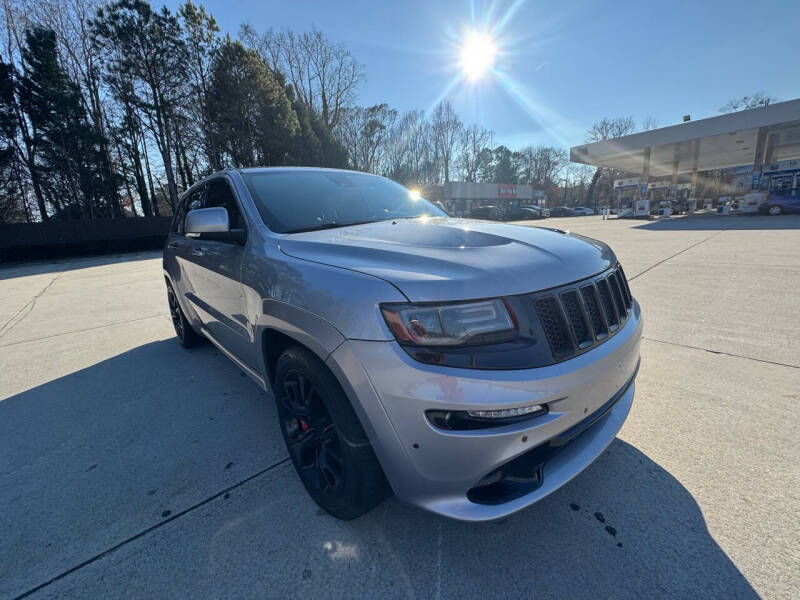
[160, 0, 800, 150]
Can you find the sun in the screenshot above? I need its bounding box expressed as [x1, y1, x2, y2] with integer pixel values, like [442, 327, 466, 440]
[459, 31, 496, 81]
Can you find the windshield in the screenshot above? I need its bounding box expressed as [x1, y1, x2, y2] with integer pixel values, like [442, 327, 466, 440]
[241, 170, 446, 233]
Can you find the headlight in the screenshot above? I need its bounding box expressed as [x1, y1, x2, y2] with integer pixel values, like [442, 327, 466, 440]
[381, 298, 518, 346]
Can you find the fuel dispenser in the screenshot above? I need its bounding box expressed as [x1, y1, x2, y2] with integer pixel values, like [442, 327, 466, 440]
[648, 181, 671, 216]
[670, 183, 696, 214]
[614, 177, 649, 217]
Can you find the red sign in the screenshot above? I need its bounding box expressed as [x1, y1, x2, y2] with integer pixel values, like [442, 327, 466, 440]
[498, 184, 517, 198]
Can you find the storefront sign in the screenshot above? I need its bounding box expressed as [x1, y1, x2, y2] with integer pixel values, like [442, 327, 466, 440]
[613, 177, 639, 189]
[647, 181, 670, 190]
[762, 159, 800, 174]
[498, 184, 517, 198]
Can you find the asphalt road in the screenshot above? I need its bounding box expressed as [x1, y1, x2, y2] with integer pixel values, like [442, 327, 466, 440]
[1, 215, 798, 599]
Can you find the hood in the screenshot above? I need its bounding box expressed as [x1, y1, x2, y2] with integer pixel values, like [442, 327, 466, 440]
[278, 218, 615, 302]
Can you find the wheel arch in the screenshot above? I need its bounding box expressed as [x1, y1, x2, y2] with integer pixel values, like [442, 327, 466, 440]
[258, 300, 346, 388]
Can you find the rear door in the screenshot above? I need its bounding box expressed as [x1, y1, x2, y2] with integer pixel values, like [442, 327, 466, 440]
[182, 177, 252, 365]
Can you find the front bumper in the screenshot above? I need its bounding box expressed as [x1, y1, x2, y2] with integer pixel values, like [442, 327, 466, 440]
[326, 300, 643, 521]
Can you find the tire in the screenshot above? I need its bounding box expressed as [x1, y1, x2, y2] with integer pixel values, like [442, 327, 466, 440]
[166, 282, 205, 348]
[769, 205, 782, 216]
[274, 346, 391, 520]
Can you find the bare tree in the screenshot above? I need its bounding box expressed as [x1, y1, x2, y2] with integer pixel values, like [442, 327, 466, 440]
[456, 124, 493, 182]
[431, 100, 462, 183]
[720, 92, 778, 113]
[585, 116, 636, 143]
[241, 25, 364, 130]
[585, 116, 637, 209]
[518, 145, 568, 187]
[640, 116, 659, 131]
[336, 103, 397, 173]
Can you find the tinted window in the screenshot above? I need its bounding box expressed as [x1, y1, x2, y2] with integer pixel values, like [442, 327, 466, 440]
[175, 186, 205, 234]
[205, 179, 244, 229]
[241, 170, 446, 233]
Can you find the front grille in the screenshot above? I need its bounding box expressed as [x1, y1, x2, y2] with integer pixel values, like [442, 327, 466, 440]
[532, 265, 633, 362]
[533, 296, 574, 358]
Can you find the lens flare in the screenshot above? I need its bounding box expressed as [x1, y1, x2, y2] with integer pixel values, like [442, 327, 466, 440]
[459, 31, 496, 81]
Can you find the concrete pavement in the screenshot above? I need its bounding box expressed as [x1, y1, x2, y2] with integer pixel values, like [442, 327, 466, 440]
[1, 215, 798, 599]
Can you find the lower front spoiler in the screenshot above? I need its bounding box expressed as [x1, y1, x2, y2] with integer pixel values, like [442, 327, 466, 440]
[426, 379, 635, 522]
[467, 363, 638, 507]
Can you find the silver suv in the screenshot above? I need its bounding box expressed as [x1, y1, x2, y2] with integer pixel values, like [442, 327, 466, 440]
[163, 167, 642, 521]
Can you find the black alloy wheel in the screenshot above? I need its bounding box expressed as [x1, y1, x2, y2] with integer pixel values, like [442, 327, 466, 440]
[274, 346, 390, 520]
[278, 369, 345, 498]
[166, 283, 204, 348]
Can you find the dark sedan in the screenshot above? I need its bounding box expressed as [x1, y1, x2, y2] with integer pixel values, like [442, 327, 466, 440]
[504, 206, 546, 221]
[549, 206, 574, 217]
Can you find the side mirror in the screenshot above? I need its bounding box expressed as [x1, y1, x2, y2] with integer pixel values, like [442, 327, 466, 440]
[185, 207, 246, 244]
[185, 207, 229, 234]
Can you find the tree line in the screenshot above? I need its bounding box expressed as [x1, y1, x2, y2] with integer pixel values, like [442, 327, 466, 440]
[0, 0, 585, 223]
[0, 0, 778, 223]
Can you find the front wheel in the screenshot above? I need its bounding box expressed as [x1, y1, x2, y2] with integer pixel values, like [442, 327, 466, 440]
[769, 205, 782, 216]
[274, 346, 391, 520]
[166, 283, 205, 348]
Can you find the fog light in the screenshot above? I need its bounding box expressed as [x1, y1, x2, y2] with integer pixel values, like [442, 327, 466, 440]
[467, 405, 544, 419]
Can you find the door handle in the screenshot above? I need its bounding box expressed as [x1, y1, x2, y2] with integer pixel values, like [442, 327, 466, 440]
[191, 248, 206, 257]
[167, 241, 178, 248]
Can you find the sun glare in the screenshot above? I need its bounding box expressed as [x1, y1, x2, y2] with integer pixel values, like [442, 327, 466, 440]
[460, 31, 496, 81]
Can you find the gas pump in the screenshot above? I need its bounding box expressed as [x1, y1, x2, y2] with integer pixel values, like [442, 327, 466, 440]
[761, 159, 800, 195]
[648, 181, 671, 216]
[614, 177, 642, 218]
[671, 183, 696, 214]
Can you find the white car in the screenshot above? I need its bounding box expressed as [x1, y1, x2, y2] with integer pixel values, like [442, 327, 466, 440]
[571, 207, 595, 216]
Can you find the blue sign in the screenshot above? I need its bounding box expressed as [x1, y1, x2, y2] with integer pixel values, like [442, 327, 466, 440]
[751, 172, 761, 189]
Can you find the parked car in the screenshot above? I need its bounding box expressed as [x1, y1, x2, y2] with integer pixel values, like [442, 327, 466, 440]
[549, 206, 574, 217]
[503, 206, 546, 220]
[571, 207, 595, 216]
[759, 190, 800, 215]
[468, 205, 502, 220]
[163, 168, 642, 521]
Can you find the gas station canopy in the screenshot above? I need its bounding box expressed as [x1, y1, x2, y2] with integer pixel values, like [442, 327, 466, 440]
[570, 99, 800, 177]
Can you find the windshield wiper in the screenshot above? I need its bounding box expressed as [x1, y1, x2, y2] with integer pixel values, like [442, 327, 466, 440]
[284, 220, 377, 234]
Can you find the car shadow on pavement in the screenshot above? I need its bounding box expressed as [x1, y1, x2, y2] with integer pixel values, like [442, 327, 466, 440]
[0, 338, 283, 599]
[337, 439, 760, 599]
[0, 338, 758, 599]
[633, 214, 800, 231]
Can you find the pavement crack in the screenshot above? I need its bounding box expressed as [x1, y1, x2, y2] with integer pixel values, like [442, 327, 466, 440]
[12, 458, 291, 600]
[627, 225, 734, 282]
[642, 336, 800, 369]
[0, 271, 66, 339]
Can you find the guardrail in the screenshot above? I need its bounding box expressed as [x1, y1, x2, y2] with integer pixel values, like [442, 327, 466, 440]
[0, 217, 173, 261]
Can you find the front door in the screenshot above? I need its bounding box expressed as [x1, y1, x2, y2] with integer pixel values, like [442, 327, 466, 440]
[183, 177, 252, 365]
